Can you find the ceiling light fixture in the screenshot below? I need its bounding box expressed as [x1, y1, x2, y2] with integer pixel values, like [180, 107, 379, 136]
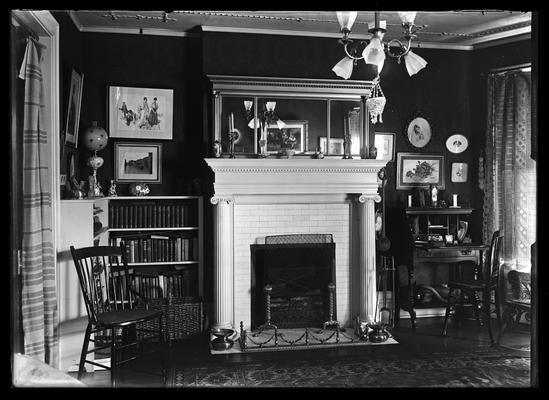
[332, 11, 428, 79]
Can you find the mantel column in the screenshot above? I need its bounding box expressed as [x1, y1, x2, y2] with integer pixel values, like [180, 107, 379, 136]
[357, 193, 381, 324]
[210, 196, 234, 329]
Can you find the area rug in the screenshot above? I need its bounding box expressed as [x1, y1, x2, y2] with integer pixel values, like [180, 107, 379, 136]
[170, 347, 530, 387]
[210, 327, 398, 355]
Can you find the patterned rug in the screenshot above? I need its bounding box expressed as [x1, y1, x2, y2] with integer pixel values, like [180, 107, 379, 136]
[169, 347, 530, 387]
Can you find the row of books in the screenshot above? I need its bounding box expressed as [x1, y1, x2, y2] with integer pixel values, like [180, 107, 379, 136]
[133, 269, 198, 299]
[111, 234, 199, 263]
[109, 202, 197, 229]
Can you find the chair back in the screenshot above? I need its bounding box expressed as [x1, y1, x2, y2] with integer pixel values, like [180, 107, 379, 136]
[70, 245, 136, 324]
[483, 230, 503, 286]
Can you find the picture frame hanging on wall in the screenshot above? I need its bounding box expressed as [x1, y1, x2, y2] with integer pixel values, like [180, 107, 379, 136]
[319, 137, 345, 155]
[396, 152, 445, 190]
[374, 132, 396, 162]
[64, 68, 84, 147]
[266, 120, 308, 154]
[403, 111, 433, 149]
[451, 162, 468, 182]
[114, 142, 162, 183]
[108, 85, 174, 140]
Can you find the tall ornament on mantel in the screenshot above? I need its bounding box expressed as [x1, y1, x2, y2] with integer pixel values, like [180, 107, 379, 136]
[82, 121, 108, 198]
[366, 78, 386, 124]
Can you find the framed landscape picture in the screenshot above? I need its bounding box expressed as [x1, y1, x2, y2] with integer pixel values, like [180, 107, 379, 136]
[396, 153, 445, 190]
[114, 142, 162, 183]
[64, 68, 84, 147]
[108, 85, 174, 140]
[266, 120, 307, 154]
[319, 137, 345, 155]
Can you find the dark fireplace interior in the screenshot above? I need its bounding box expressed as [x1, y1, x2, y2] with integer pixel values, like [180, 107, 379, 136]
[251, 234, 336, 329]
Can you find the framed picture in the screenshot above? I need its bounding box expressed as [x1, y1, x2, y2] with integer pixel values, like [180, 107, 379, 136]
[108, 85, 174, 140]
[374, 132, 396, 161]
[396, 153, 445, 190]
[114, 142, 162, 183]
[319, 137, 345, 155]
[404, 111, 433, 149]
[451, 162, 468, 182]
[64, 68, 84, 147]
[266, 120, 307, 154]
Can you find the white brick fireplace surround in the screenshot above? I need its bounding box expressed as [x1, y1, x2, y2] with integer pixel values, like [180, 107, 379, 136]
[205, 158, 387, 331]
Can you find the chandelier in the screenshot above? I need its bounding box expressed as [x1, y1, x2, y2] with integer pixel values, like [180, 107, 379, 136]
[332, 11, 428, 79]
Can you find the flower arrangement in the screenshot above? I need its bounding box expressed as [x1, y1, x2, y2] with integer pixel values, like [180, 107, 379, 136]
[281, 130, 297, 150]
[406, 160, 436, 180]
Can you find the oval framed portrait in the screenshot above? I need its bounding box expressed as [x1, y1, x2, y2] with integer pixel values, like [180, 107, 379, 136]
[404, 112, 433, 148]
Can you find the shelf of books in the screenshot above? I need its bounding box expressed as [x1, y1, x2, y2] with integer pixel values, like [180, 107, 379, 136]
[106, 196, 203, 297]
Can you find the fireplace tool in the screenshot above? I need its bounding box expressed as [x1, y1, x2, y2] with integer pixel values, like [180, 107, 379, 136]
[253, 284, 278, 336]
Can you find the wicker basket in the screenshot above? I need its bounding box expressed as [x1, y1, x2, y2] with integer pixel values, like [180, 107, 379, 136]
[136, 296, 204, 342]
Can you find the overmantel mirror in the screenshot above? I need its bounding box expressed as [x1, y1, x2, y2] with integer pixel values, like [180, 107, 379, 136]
[208, 75, 376, 159]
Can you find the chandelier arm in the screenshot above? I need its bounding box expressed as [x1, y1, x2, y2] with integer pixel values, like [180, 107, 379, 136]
[385, 37, 412, 60]
[343, 42, 365, 61]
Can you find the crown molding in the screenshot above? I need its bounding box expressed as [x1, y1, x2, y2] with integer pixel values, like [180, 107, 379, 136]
[76, 25, 199, 37]
[472, 31, 531, 50]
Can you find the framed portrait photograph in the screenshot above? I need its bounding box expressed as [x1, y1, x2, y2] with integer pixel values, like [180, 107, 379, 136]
[374, 132, 396, 161]
[108, 85, 174, 140]
[319, 137, 345, 155]
[114, 142, 162, 183]
[64, 68, 84, 147]
[396, 153, 445, 190]
[451, 162, 468, 182]
[404, 112, 433, 149]
[266, 120, 307, 154]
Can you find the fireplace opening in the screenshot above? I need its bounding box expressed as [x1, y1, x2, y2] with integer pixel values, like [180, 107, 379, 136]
[250, 234, 336, 329]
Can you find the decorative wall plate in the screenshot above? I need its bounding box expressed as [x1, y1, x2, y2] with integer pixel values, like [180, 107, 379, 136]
[446, 134, 468, 153]
[404, 112, 432, 148]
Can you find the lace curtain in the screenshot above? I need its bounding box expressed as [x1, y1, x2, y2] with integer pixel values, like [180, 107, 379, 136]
[482, 70, 536, 271]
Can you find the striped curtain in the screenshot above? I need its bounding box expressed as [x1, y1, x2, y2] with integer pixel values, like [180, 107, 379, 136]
[19, 38, 58, 366]
[482, 70, 536, 271]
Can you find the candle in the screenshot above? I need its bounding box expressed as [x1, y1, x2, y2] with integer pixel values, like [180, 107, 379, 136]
[229, 112, 234, 133]
[408, 194, 413, 208]
[452, 194, 458, 207]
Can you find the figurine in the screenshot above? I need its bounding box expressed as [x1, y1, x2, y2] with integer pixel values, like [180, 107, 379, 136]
[430, 184, 438, 207]
[213, 140, 221, 158]
[369, 145, 378, 159]
[108, 179, 118, 197]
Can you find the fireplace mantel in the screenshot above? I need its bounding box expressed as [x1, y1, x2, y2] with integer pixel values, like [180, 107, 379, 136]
[204, 157, 387, 331]
[205, 158, 388, 197]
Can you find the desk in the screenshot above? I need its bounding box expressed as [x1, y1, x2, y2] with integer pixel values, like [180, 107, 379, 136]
[402, 243, 490, 329]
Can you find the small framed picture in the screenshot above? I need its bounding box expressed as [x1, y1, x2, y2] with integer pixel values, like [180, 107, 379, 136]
[114, 142, 162, 183]
[451, 162, 468, 182]
[404, 111, 433, 149]
[396, 152, 445, 190]
[374, 132, 396, 162]
[108, 85, 174, 140]
[266, 120, 307, 154]
[319, 137, 345, 155]
[64, 68, 84, 147]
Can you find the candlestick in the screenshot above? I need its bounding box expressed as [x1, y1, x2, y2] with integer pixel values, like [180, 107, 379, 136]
[408, 194, 413, 208]
[452, 194, 458, 207]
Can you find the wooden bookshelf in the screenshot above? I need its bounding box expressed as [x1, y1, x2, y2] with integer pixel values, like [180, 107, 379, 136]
[106, 196, 204, 298]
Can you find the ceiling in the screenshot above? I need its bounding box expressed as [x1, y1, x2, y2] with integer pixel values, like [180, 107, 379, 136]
[68, 10, 532, 49]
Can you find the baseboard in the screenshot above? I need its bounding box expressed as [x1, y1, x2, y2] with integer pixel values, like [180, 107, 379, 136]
[399, 307, 446, 318]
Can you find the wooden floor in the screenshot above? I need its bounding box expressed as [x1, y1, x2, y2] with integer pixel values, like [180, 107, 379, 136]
[71, 316, 532, 388]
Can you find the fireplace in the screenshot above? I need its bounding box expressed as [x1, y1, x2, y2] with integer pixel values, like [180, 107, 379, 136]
[205, 158, 387, 331]
[251, 234, 336, 329]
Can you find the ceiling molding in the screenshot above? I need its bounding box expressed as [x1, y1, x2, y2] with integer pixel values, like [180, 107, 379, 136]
[472, 32, 531, 50]
[77, 25, 199, 37]
[68, 11, 83, 31]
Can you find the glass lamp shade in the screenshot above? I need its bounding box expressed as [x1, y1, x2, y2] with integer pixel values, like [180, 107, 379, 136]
[397, 11, 417, 24]
[404, 50, 428, 76]
[332, 56, 354, 80]
[265, 101, 276, 112]
[243, 100, 253, 111]
[363, 36, 386, 67]
[336, 11, 358, 32]
[366, 96, 386, 124]
[276, 119, 286, 129]
[82, 122, 108, 152]
[87, 155, 104, 170]
[248, 117, 260, 129]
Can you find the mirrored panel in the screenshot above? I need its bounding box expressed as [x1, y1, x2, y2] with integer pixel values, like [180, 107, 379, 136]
[330, 100, 362, 156]
[220, 96, 256, 154]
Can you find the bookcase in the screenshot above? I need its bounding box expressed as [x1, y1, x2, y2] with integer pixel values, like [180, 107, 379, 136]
[106, 196, 204, 298]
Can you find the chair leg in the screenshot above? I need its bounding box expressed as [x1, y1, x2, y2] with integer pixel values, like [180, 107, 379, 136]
[484, 290, 495, 345]
[158, 315, 167, 385]
[442, 288, 454, 336]
[111, 328, 118, 387]
[77, 323, 93, 380]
